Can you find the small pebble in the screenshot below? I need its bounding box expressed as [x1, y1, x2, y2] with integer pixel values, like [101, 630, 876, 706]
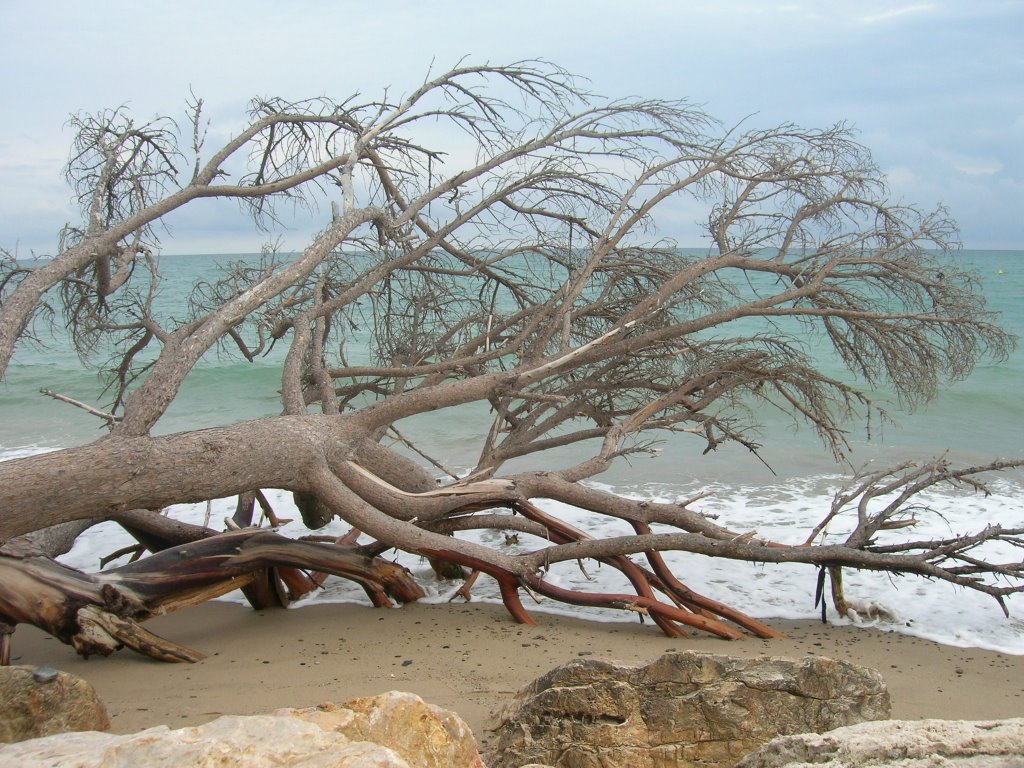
[33, 666, 59, 683]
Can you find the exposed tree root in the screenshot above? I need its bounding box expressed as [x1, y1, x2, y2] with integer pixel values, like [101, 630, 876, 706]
[2, 456, 1022, 662]
[1, 60, 1022, 668]
[0, 529, 424, 662]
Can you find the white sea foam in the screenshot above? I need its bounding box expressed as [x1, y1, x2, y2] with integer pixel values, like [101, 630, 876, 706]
[29, 445, 1022, 656]
[4, 250, 1022, 654]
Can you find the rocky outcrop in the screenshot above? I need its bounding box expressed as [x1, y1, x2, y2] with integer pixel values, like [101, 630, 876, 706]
[279, 691, 485, 768]
[0, 664, 110, 743]
[737, 717, 1024, 767]
[6, 658, 1017, 768]
[0, 690, 484, 768]
[488, 651, 890, 768]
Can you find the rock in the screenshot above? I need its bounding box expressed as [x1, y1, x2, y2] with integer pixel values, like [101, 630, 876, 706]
[0, 715, 409, 767]
[488, 651, 890, 768]
[0, 664, 110, 743]
[737, 717, 1024, 767]
[0, 690, 483, 767]
[279, 691, 485, 768]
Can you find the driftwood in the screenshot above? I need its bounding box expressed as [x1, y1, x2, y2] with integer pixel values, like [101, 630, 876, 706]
[0, 62, 1022, 664]
[0, 528, 424, 662]
[4, 456, 1023, 664]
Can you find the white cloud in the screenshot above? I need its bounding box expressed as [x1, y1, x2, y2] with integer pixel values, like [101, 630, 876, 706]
[884, 166, 919, 187]
[858, 3, 935, 24]
[955, 160, 1003, 177]
[1, 0, 1022, 251]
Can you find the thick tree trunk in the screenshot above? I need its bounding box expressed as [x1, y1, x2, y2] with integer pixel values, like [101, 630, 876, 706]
[0, 416, 359, 541]
[3, 412, 1020, 658]
[0, 412, 463, 543]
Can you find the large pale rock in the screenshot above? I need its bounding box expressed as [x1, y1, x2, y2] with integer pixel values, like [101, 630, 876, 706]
[488, 651, 890, 768]
[0, 664, 110, 743]
[737, 717, 1024, 767]
[279, 691, 485, 768]
[0, 690, 483, 767]
[0, 715, 408, 767]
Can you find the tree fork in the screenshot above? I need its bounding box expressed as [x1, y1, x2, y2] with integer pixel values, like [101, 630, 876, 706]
[513, 500, 689, 637]
[630, 521, 784, 639]
[418, 548, 539, 626]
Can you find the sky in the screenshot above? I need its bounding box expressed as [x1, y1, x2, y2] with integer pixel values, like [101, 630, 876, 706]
[0, 0, 1021, 255]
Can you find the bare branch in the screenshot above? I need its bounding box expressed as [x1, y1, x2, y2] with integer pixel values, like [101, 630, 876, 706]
[1, 60, 1019, 657]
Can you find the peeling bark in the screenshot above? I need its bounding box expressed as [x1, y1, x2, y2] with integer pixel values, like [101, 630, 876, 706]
[0, 529, 424, 662]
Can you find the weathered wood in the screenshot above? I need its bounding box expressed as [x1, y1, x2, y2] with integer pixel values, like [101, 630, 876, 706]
[0, 623, 13, 666]
[0, 528, 425, 662]
[0, 416, 357, 542]
[1, 62, 1022, 658]
[75, 606, 206, 663]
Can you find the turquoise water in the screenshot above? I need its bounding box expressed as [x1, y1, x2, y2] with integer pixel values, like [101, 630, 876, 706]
[3, 249, 1023, 652]
[3, 250, 1021, 474]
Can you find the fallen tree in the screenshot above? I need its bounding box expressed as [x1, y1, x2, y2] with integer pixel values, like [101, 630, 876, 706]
[0, 60, 1021, 662]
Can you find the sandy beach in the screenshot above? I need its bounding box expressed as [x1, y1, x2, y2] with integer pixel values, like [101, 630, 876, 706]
[8, 600, 1024, 753]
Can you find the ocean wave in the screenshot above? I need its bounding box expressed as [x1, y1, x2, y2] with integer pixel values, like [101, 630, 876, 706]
[40, 472, 1024, 655]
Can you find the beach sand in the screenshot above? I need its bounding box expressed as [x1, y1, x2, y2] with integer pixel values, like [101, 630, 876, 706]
[10, 601, 1024, 754]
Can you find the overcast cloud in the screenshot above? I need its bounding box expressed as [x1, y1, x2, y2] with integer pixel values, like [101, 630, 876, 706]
[0, 0, 1020, 254]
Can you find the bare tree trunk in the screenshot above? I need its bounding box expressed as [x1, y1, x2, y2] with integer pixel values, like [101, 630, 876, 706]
[1, 61, 1020, 663]
[0, 416, 355, 540]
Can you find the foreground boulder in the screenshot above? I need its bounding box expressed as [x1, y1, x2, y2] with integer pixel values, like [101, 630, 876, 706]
[488, 651, 890, 768]
[738, 717, 1024, 767]
[0, 664, 110, 743]
[0, 690, 484, 767]
[279, 691, 485, 768]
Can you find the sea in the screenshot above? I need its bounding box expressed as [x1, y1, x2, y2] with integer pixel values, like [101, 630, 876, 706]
[1, 249, 1022, 653]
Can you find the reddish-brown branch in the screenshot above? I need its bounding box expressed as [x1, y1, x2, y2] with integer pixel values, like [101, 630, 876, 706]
[631, 521, 785, 639]
[506, 500, 782, 638]
[241, 568, 285, 610]
[0, 529, 426, 662]
[449, 570, 482, 602]
[513, 499, 689, 637]
[419, 548, 538, 626]
[520, 573, 746, 639]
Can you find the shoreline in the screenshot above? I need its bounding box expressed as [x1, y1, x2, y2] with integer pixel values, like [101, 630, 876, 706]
[9, 601, 1024, 753]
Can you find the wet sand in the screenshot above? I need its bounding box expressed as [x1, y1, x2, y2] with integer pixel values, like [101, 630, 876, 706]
[10, 601, 1024, 753]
